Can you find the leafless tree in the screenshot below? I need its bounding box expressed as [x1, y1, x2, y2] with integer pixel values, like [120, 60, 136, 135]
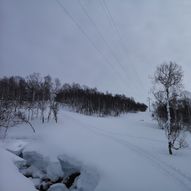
[47, 78, 60, 123]
[0, 101, 35, 138]
[153, 62, 184, 155]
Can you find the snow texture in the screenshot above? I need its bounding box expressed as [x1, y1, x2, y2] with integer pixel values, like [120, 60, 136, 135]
[58, 155, 81, 178]
[1, 110, 191, 191]
[0, 147, 37, 191]
[48, 183, 68, 191]
[46, 162, 64, 182]
[22, 151, 49, 172]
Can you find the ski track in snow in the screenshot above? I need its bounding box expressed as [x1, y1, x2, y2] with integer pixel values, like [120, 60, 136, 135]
[67, 114, 191, 191]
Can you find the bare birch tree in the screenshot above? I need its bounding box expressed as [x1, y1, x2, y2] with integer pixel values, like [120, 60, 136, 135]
[154, 62, 183, 155]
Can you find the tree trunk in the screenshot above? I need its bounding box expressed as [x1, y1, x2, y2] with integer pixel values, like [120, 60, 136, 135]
[47, 107, 51, 122]
[166, 89, 171, 132]
[166, 88, 173, 155]
[168, 141, 173, 155]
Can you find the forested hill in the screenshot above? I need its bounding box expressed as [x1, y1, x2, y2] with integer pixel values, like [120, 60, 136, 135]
[56, 83, 147, 116]
[0, 74, 147, 117]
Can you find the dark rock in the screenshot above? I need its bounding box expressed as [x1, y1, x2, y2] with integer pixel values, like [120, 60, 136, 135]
[65, 172, 80, 188]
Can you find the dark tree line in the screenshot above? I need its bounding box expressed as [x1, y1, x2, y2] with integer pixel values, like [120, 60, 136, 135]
[0, 74, 58, 103]
[0, 74, 147, 118]
[153, 96, 191, 129]
[56, 83, 147, 116]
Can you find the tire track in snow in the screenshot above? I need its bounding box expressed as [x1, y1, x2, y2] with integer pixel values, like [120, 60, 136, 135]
[107, 135, 191, 191]
[95, 129, 191, 191]
[67, 114, 191, 191]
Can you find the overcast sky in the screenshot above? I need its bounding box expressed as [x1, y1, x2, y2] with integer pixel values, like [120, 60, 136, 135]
[1, 0, 191, 103]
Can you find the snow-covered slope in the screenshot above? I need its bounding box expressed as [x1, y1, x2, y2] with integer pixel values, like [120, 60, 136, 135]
[1, 111, 191, 191]
[0, 146, 36, 191]
[1, 0, 191, 102]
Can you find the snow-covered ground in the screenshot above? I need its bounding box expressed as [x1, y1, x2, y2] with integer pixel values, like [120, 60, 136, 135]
[1, 110, 191, 191]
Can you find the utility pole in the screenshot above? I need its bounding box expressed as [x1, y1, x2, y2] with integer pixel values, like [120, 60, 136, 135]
[147, 97, 151, 112]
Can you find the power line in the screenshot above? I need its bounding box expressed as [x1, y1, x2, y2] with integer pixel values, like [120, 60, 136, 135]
[102, 0, 124, 45]
[55, 0, 127, 90]
[101, 0, 144, 89]
[55, 0, 105, 64]
[79, 0, 118, 63]
[78, 0, 131, 83]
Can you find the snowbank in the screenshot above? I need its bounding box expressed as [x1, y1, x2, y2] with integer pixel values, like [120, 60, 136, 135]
[1, 110, 191, 191]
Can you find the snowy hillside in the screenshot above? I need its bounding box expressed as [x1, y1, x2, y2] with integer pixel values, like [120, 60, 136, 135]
[1, 1, 191, 190]
[1, 0, 191, 102]
[1, 110, 191, 191]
